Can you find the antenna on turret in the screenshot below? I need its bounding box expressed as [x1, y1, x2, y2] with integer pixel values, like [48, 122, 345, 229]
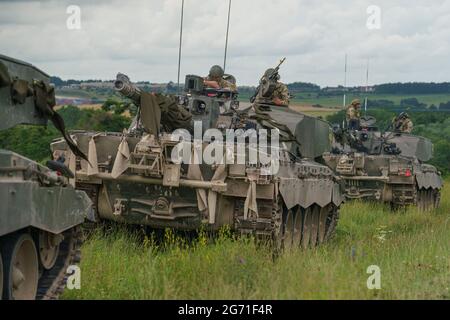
[342, 53, 347, 109]
[223, 0, 232, 72]
[364, 58, 370, 116]
[177, 0, 185, 94]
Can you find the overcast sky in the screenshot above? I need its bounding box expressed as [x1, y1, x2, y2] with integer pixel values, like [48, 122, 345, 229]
[1, 0, 449, 86]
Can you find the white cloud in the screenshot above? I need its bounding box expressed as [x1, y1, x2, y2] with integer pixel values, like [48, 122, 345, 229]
[0, 0, 449, 86]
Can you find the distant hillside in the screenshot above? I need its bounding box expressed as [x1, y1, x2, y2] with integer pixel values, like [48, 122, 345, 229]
[52, 76, 450, 95]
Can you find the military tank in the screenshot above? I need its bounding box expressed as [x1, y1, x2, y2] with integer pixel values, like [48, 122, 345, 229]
[50, 67, 344, 251]
[0, 54, 92, 299]
[323, 116, 443, 210]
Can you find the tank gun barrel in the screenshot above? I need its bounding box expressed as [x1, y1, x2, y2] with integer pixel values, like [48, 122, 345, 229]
[114, 73, 142, 103]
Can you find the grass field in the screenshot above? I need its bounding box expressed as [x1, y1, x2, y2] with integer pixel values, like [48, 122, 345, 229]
[289, 105, 338, 118]
[63, 179, 449, 300]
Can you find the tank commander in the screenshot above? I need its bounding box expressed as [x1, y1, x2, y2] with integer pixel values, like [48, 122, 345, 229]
[346, 99, 361, 130]
[392, 112, 413, 133]
[204, 65, 237, 91]
[262, 68, 290, 106]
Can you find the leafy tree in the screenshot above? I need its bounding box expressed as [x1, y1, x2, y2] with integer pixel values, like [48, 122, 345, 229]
[400, 98, 427, 109]
[374, 82, 450, 94]
[0, 107, 131, 164]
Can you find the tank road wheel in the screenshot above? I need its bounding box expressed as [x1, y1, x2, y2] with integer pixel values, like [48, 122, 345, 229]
[318, 205, 330, 244]
[283, 209, 295, 250]
[417, 188, 435, 212]
[427, 189, 433, 211]
[422, 189, 427, 211]
[301, 207, 312, 249]
[326, 205, 339, 241]
[1, 233, 39, 300]
[38, 232, 62, 270]
[292, 207, 303, 248]
[0, 252, 3, 299]
[423, 189, 429, 211]
[433, 189, 441, 209]
[272, 198, 283, 254]
[416, 189, 424, 211]
[310, 205, 321, 247]
[429, 189, 436, 210]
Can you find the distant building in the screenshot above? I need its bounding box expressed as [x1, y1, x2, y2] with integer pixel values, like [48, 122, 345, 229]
[79, 82, 114, 89]
[322, 85, 375, 93]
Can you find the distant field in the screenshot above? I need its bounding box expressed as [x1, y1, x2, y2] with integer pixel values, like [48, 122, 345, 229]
[56, 87, 450, 119]
[290, 93, 450, 109]
[57, 89, 94, 99]
[58, 87, 450, 110]
[238, 92, 450, 109]
[57, 88, 113, 100]
[63, 179, 450, 300]
[55, 103, 103, 111]
[289, 105, 338, 118]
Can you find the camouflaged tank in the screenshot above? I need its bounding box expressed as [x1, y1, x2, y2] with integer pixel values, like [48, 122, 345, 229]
[0, 54, 92, 300]
[323, 116, 443, 210]
[50, 70, 344, 251]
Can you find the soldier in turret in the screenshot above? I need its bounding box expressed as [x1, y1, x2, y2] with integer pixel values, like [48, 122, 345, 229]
[392, 112, 413, 133]
[261, 68, 290, 106]
[203, 65, 237, 91]
[346, 99, 361, 130]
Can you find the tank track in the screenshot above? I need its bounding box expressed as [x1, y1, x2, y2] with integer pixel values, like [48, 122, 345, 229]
[416, 187, 441, 212]
[75, 183, 101, 237]
[36, 226, 83, 300]
[233, 196, 339, 250]
[391, 184, 417, 207]
[324, 205, 340, 242]
[391, 183, 441, 211]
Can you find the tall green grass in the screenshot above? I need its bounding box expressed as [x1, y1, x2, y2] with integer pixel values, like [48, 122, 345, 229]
[63, 180, 449, 300]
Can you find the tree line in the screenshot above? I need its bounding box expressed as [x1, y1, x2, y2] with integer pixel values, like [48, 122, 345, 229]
[327, 110, 450, 176]
[0, 106, 131, 164]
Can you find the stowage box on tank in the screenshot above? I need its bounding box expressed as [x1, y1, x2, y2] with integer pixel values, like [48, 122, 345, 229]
[0, 54, 92, 300]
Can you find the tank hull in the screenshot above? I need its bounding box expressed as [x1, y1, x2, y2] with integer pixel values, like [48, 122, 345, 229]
[0, 54, 91, 300]
[52, 130, 344, 248]
[0, 150, 90, 236]
[323, 152, 443, 209]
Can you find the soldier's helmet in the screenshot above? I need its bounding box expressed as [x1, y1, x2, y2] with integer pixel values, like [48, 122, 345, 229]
[209, 65, 224, 80]
[264, 68, 280, 80]
[399, 112, 409, 119]
[351, 99, 361, 107]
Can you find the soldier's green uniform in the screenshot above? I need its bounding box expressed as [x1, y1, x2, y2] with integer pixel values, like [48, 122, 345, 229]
[393, 113, 413, 133]
[346, 99, 361, 122]
[256, 68, 290, 106]
[272, 82, 290, 106]
[205, 65, 237, 91]
[346, 99, 361, 130]
[212, 77, 237, 91]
